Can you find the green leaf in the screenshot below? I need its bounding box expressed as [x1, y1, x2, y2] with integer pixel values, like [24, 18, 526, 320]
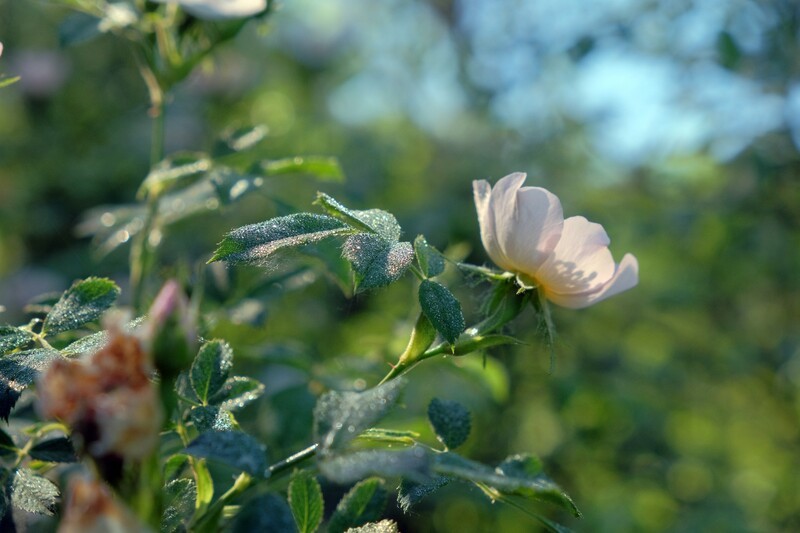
[342, 234, 414, 293]
[315, 193, 401, 241]
[433, 453, 580, 517]
[229, 493, 296, 533]
[418, 280, 465, 345]
[184, 431, 267, 477]
[61, 316, 145, 357]
[209, 167, 264, 204]
[261, 156, 344, 182]
[0, 428, 16, 457]
[397, 476, 450, 513]
[208, 376, 265, 411]
[450, 333, 522, 356]
[209, 213, 349, 264]
[162, 478, 196, 533]
[28, 437, 77, 463]
[414, 236, 445, 278]
[191, 340, 234, 404]
[10, 468, 58, 515]
[190, 406, 236, 432]
[0, 326, 34, 355]
[427, 398, 471, 450]
[215, 125, 268, 156]
[288, 471, 324, 533]
[357, 428, 420, 446]
[42, 277, 120, 335]
[328, 478, 387, 533]
[164, 454, 189, 481]
[59, 12, 101, 47]
[345, 520, 400, 533]
[319, 447, 431, 485]
[137, 153, 211, 200]
[0, 349, 60, 421]
[0, 75, 20, 89]
[314, 379, 406, 452]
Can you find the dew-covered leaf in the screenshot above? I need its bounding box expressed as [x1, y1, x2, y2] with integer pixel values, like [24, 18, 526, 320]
[190, 406, 237, 432]
[208, 376, 265, 411]
[342, 234, 414, 293]
[288, 471, 324, 533]
[328, 478, 387, 533]
[184, 431, 267, 477]
[0, 349, 60, 421]
[315, 193, 401, 241]
[229, 493, 296, 533]
[319, 447, 431, 485]
[10, 468, 59, 515]
[61, 316, 145, 357]
[414, 236, 445, 278]
[209, 213, 349, 264]
[345, 520, 400, 533]
[0, 326, 34, 355]
[162, 478, 196, 533]
[42, 277, 120, 335]
[314, 379, 406, 452]
[137, 153, 211, 200]
[397, 476, 450, 513]
[427, 398, 471, 450]
[28, 437, 77, 463]
[418, 280, 465, 345]
[190, 340, 234, 404]
[433, 453, 580, 517]
[261, 156, 344, 182]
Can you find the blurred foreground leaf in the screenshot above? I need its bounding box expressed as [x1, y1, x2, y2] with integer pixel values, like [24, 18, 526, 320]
[319, 447, 430, 485]
[185, 431, 267, 477]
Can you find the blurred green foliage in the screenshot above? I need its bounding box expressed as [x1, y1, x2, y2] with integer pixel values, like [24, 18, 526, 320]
[1, 0, 800, 531]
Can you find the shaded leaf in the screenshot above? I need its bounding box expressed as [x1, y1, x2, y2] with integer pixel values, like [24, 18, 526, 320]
[210, 167, 264, 204]
[346, 520, 400, 533]
[228, 493, 296, 533]
[209, 213, 348, 264]
[414, 236, 445, 278]
[190, 406, 236, 432]
[137, 153, 211, 200]
[328, 478, 387, 533]
[191, 340, 234, 404]
[0, 349, 60, 421]
[319, 447, 431, 485]
[261, 156, 344, 182]
[28, 437, 77, 463]
[215, 125, 268, 156]
[59, 12, 101, 47]
[162, 478, 196, 533]
[185, 431, 267, 477]
[61, 316, 145, 357]
[315, 193, 401, 241]
[397, 476, 450, 513]
[0, 327, 33, 355]
[314, 379, 405, 452]
[208, 376, 265, 411]
[0, 428, 15, 457]
[288, 471, 324, 533]
[10, 468, 58, 515]
[418, 280, 465, 345]
[427, 398, 471, 450]
[433, 453, 580, 517]
[450, 334, 522, 356]
[342, 234, 414, 293]
[42, 278, 120, 335]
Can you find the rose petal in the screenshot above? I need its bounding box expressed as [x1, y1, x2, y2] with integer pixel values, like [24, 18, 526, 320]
[545, 253, 639, 309]
[535, 216, 615, 294]
[473, 179, 513, 271]
[489, 173, 563, 273]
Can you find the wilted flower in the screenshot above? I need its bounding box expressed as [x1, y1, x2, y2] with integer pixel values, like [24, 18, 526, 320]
[473, 172, 638, 308]
[58, 475, 149, 533]
[151, 0, 267, 20]
[37, 322, 162, 468]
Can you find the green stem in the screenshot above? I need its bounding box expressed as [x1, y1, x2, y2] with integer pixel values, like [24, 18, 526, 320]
[268, 443, 319, 477]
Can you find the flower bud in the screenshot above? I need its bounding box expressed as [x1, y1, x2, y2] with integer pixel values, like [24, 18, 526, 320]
[143, 280, 197, 380]
[58, 475, 150, 533]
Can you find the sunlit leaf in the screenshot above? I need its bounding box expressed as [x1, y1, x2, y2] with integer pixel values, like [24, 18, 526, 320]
[342, 234, 414, 293]
[315, 193, 401, 241]
[357, 428, 420, 446]
[0, 326, 33, 355]
[427, 398, 471, 450]
[288, 471, 324, 533]
[397, 476, 450, 513]
[0, 349, 60, 421]
[162, 478, 196, 533]
[328, 478, 387, 533]
[261, 156, 344, 182]
[209, 213, 349, 264]
[208, 376, 265, 411]
[314, 379, 406, 452]
[319, 447, 431, 485]
[137, 153, 212, 200]
[10, 468, 58, 515]
[42, 277, 120, 335]
[345, 520, 400, 533]
[190, 406, 236, 432]
[414, 236, 445, 278]
[214, 125, 268, 156]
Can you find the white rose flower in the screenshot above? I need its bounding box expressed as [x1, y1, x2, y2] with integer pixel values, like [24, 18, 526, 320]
[152, 0, 267, 20]
[473, 172, 639, 308]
